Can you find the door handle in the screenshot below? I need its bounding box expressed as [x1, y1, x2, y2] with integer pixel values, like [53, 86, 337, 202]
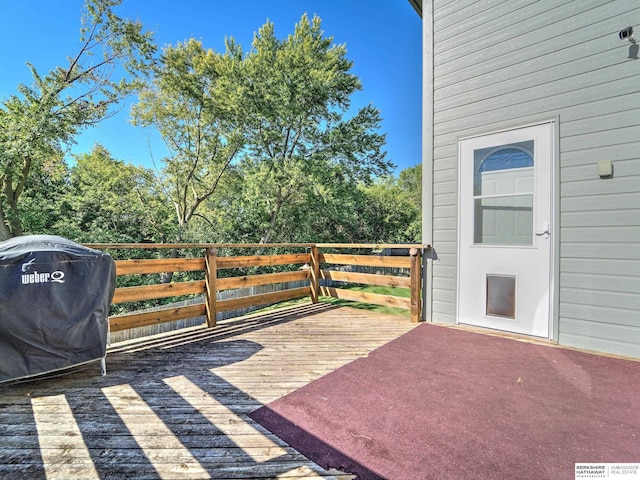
[535, 222, 550, 239]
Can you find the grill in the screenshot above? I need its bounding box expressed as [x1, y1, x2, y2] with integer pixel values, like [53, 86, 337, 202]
[0, 235, 115, 383]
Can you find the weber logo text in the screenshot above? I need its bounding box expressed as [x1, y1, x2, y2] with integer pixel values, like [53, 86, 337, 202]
[21, 270, 65, 284]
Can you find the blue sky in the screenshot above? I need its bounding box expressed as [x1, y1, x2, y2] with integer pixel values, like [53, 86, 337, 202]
[0, 1, 422, 175]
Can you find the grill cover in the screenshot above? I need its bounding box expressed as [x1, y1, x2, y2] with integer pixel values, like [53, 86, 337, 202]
[0, 235, 115, 382]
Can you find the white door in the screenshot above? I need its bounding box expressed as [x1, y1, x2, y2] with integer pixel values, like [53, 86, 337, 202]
[458, 123, 554, 338]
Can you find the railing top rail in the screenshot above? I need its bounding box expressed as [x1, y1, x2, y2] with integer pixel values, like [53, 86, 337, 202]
[314, 243, 428, 249]
[85, 242, 430, 250]
[84, 243, 316, 250]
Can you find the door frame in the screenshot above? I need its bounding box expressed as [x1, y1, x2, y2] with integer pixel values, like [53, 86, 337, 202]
[455, 120, 559, 341]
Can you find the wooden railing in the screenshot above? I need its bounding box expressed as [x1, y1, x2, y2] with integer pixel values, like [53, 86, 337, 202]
[86, 243, 426, 333]
[315, 244, 423, 323]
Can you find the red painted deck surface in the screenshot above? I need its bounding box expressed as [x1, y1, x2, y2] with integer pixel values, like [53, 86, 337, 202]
[252, 323, 640, 480]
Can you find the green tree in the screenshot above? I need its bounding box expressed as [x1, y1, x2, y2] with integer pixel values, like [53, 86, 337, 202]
[131, 39, 244, 242]
[226, 14, 393, 243]
[15, 153, 69, 236]
[131, 14, 391, 246]
[349, 165, 422, 244]
[0, 0, 156, 240]
[397, 163, 422, 240]
[218, 159, 369, 244]
[358, 175, 419, 243]
[61, 144, 170, 243]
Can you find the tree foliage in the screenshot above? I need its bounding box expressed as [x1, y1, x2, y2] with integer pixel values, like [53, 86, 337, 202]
[60, 144, 170, 243]
[17, 154, 69, 236]
[2, 11, 422, 249]
[226, 14, 393, 243]
[131, 39, 243, 240]
[130, 14, 393, 245]
[0, 0, 156, 240]
[358, 168, 422, 243]
[397, 163, 422, 240]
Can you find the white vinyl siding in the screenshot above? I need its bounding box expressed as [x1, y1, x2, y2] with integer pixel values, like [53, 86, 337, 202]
[427, 0, 640, 356]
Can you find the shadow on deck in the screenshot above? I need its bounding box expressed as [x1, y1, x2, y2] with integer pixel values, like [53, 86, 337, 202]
[0, 303, 416, 480]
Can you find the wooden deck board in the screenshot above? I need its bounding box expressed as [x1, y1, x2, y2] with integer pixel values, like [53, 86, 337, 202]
[0, 303, 415, 480]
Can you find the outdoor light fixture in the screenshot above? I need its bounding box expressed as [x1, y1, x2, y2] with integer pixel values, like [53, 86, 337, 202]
[619, 26, 636, 43]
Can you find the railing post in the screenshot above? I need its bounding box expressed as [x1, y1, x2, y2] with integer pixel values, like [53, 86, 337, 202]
[205, 247, 217, 327]
[410, 248, 422, 323]
[310, 245, 320, 303]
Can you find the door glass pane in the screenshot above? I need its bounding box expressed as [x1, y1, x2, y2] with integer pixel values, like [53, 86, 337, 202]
[473, 141, 534, 246]
[474, 195, 533, 245]
[486, 275, 516, 319]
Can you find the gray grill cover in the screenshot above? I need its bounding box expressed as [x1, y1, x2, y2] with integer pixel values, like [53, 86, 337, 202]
[0, 235, 115, 382]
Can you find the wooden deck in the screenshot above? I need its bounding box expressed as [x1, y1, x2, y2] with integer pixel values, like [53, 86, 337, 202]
[0, 303, 416, 480]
